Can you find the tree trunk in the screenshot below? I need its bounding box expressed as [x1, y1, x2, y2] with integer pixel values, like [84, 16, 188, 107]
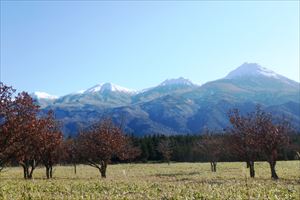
[73, 163, 77, 175]
[45, 165, 53, 179]
[22, 164, 29, 179]
[249, 161, 255, 178]
[99, 160, 107, 178]
[210, 162, 217, 172]
[213, 162, 217, 172]
[28, 167, 34, 179]
[269, 160, 279, 180]
[27, 159, 37, 179]
[50, 166, 53, 178]
[0, 160, 4, 172]
[246, 161, 250, 168]
[46, 166, 50, 179]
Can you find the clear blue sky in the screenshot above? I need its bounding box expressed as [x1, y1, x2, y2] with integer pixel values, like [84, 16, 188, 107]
[1, 1, 299, 96]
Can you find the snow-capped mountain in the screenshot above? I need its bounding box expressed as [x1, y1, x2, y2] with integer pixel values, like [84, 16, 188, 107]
[50, 82, 134, 108]
[132, 77, 198, 103]
[159, 77, 196, 87]
[84, 83, 136, 94]
[225, 62, 298, 85]
[224, 62, 299, 89]
[31, 92, 58, 108]
[225, 63, 280, 79]
[36, 63, 300, 136]
[32, 92, 58, 99]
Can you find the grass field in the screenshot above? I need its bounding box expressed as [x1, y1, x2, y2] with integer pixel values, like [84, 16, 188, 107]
[0, 161, 299, 200]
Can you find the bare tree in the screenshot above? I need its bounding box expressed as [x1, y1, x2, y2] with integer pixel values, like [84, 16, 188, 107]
[196, 132, 223, 172]
[157, 138, 173, 165]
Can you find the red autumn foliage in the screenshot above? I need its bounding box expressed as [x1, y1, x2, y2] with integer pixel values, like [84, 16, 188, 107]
[9, 92, 41, 179]
[1, 83, 63, 179]
[228, 108, 259, 178]
[228, 105, 290, 179]
[39, 110, 63, 179]
[0, 82, 16, 171]
[61, 137, 79, 174]
[77, 118, 131, 178]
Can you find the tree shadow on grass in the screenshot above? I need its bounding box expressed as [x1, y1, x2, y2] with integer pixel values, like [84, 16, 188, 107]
[0, 176, 101, 181]
[155, 171, 201, 178]
[154, 172, 300, 186]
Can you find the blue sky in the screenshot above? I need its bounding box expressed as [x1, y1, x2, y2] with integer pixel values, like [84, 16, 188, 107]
[1, 1, 299, 96]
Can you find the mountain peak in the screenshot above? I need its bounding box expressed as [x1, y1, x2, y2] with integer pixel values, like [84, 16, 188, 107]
[225, 63, 280, 79]
[32, 91, 58, 99]
[159, 77, 195, 87]
[84, 83, 135, 94]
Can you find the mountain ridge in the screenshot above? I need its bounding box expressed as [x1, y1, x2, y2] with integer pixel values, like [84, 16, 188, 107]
[31, 63, 300, 136]
[33, 64, 299, 100]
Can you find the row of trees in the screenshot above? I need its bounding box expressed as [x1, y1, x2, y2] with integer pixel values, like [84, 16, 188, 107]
[228, 106, 293, 179]
[0, 82, 139, 179]
[136, 107, 297, 179]
[1, 82, 299, 180]
[0, 83, 63, 179]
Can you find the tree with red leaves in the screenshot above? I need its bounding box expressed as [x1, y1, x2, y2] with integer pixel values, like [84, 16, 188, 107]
[229, 105, 290, 179]
[0, 82, 16, 171]
[254, 113, 290, 179]
[39, 110, 63, 179]
[228, 108, 260, 178]
[77, 119, 129, 178]
[120, 138, 141, 163]
[12, 92, 41, 179]
[61, 137, 79, 174]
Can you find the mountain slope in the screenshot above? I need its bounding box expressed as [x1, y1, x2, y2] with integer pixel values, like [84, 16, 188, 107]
[38, 63, 300, 136]
[52, 83, 134, 109]
[31, 92, 58, 108]
[132, 77, 198, 103]
[109, 63, 299, 135]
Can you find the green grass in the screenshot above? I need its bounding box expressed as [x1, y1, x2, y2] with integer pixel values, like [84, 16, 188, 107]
[0, 161, 299, 199]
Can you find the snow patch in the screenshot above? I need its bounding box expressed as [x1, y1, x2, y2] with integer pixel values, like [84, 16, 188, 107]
[76, 90, 85, 94]
[33, 92, 58, 99]
[225, 63, 280, 79]
[258, 67, 279, 78]
[84, 83, 136, 94]
[159, 77, 195, 86]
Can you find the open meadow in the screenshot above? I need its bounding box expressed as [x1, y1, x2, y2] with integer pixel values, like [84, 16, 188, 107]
[0, 161, 299, 200]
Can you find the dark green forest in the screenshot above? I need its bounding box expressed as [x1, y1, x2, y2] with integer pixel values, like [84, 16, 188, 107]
[117, 133, 300, 163]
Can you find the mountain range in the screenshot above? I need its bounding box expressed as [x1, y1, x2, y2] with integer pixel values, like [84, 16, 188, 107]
[32, 63, 300, 136]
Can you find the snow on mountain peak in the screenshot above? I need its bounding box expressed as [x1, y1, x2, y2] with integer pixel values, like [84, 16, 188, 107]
[84, 83, 136, 94]
[225, 63, 280, 79]
[160, 77, 195, 86]
[76, 89, 85, 94]
[33, 92, 58, 99]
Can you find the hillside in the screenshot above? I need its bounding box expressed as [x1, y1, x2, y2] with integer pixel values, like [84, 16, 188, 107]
[33, 63, 300, 136]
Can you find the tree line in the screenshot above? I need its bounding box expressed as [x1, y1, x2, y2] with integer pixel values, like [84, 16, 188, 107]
[1, 82, 299, 180]
[0, 83, 138, 179]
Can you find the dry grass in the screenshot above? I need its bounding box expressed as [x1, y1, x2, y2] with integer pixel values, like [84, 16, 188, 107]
[0, 161, 299, 199]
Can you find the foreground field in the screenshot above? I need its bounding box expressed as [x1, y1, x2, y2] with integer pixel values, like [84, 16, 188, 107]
[0, 161, 299, 200]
